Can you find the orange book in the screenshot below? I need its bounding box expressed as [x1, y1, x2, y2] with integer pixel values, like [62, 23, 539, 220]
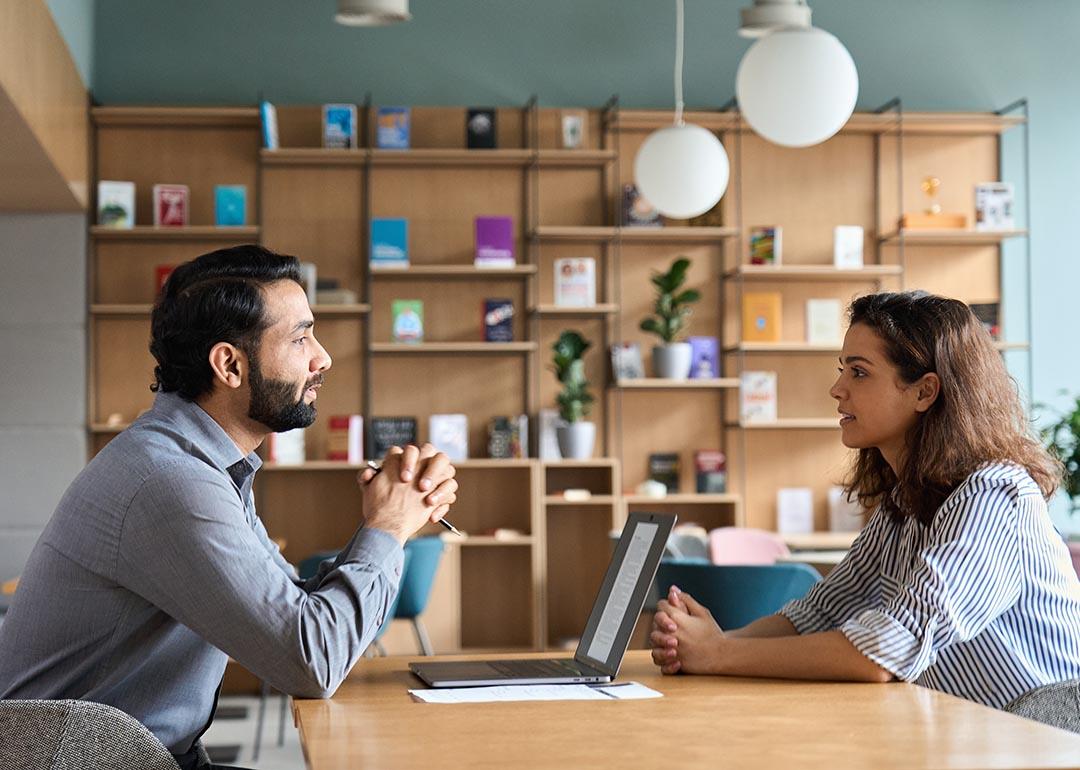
[742, 292, 782, 342]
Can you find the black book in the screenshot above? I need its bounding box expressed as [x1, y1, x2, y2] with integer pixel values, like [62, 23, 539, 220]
[370, 416, 418, 459]
[467, 108, 497, 149]
[648, 452, 680, 493]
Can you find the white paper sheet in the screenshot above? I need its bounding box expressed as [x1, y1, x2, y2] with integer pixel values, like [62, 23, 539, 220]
[408, 681, 663, 704]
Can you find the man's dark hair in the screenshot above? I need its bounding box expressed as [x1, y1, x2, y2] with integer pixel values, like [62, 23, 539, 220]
[150, 244, 302, 401]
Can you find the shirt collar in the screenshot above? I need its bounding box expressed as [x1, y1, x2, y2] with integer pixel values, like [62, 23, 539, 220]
[147, 391, 263, 480]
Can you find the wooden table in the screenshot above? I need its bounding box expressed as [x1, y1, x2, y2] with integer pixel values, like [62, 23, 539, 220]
[292, 651, 1080, 769]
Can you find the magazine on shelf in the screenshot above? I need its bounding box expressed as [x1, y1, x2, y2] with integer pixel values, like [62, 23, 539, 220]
[97, 181, 135, 229]
[688, 337, 719, 379]
[371, 417, 418, 459]
[371, 218, 409, 268]
[777, 487, 814, 534]
[974, 182, 1015, 231]
[152, 184, 189, 227]
[327, 415, 364, 463]
[740, 371, 778, 423]
[483, 299, 514, 342]
[833, 225, 864, 269]
[466, 108, 497, 149]
[267, 428, 305, 465]
[694, 450, 727, 493]
[260, 101, 279, 150]
[742, 292, 782, 343]
[561, 109, 587, 149]
[805, 299, 843, 345]
[648, 452, 680, 493]
[554, 257, 596, 307]
[392, 300, 424, 343]
[214, 185, 247, 226]
[749, 226, 782, 265]
[474, 216, 515, 267]
[429, 414, 469, 462]
[322, 104, 358, 149]
[376, 107, 411, 149]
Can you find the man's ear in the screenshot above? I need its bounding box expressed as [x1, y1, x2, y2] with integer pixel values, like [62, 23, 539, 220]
[913, 372, 940, 413]
[207, 342, 246, 390]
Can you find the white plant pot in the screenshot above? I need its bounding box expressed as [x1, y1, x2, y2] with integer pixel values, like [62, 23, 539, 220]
[653, 343, 693, 379]
[556, 421, 596, 460]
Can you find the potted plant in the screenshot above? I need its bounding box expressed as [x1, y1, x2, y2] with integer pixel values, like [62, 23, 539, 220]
[1042, 393, 1080, 578]
[640, 256, 701, 379]
[552, 330, 596, 459]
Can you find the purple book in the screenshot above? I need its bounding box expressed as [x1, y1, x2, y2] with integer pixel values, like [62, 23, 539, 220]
[689, 336, 719, 379]
[475, 216, 515, 267]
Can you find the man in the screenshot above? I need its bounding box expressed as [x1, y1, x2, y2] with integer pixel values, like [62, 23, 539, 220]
[0, 245, 457, 769]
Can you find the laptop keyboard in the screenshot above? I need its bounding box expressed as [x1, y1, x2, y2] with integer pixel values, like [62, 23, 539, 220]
[489, 659, 593, 677]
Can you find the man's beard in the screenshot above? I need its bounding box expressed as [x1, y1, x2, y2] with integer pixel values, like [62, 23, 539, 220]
[247, 354, 321, 433]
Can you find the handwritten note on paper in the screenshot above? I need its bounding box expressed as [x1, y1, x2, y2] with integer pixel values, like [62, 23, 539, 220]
[409, 682, 663, 704]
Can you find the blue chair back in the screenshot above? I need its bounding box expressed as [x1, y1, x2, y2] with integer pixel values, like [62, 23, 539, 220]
[394, 536, 444, 618]
[655, 561, 821, 630]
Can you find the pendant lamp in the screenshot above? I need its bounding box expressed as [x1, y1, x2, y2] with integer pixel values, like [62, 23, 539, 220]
[336, 0, 411, 26]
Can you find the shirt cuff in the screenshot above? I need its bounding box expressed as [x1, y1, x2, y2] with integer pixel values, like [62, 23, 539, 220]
[840, 609, 936, 682]
[779, 598, 835, 635]
[343, 527, 405, 587]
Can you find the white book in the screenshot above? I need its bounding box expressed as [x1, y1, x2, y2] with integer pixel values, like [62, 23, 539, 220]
[740, 371, 777, 424]
[828, 486, 863, 533]
[974, 182, 1015, 231]
[554, 257, 596, 307]
[806, 299, 843, 345]
[833, 225, 864, 269]
[298, 262, 318, 306]
[97, 181, 135, 229]
[268, 428, 305, 465]
[539, 408, 561, 460]
[777, 487, 814, 534]
[429, 413, 468, 462]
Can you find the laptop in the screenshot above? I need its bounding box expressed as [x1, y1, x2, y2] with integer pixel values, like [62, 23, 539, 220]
[410, 511, 676, 687]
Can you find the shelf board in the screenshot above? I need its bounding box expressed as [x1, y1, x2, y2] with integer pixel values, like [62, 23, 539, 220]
[879, 228, 1028, 245]
[537, 149, 617, 167]
[90, 303, 371, 317]
[995, 341, 1030, 352]
[260, 148, 367, 166]
[618, 226, 739, 243]
[454, 535, 535, 547]
[370, 342, 538, 355]
[533, 226, 616, 242]
[544, 495, 616, 506]
[310, 304, 372, 316]
[455, 459, 534, 469]
[260, 458, 532, 472]
[541, 458, 618, 468]
[724, 342, 841, 354]
[370, 148, 533, 167]
[530, 304, 618, 317]
[725, 264, 903, 282]
[370, 265, 536, 278]
[615, 378, 740, 390]
[615, 110, 1024, 136]
[623, 493, 741, 505]
[782, 532, 858, 550]
[92, 106, 259, 127]
[91, 225, 260, 241]
[727, 419, 840, 430]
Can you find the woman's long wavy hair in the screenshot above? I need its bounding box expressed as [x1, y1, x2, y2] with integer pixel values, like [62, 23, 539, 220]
[844, 291, 1060, 526]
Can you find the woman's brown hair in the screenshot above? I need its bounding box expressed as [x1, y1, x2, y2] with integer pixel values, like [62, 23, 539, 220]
[844, 291, 1061, 526]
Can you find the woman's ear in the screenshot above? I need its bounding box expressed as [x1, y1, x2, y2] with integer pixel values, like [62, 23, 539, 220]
[207, 342, 245, 390]
[914, 372, 941, 413]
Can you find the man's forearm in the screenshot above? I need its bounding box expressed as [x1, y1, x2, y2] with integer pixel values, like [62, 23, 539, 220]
[726, 613, 798, 638]
[711, 630, 894, 683]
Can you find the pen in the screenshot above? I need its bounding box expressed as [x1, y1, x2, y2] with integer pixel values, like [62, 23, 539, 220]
[365, 460, 464, 537]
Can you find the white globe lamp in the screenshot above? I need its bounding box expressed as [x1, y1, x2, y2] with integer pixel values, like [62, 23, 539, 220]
[634, 124, 729, 219]
[735, 27, 858, 148]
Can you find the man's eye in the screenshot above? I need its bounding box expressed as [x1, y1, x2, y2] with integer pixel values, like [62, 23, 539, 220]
[294, 337, 307, 346]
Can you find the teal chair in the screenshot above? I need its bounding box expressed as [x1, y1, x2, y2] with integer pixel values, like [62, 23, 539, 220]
[654, 561, 821, 630]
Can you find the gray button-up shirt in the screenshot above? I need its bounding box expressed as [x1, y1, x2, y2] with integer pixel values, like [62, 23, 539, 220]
[0, 392, 403, 754]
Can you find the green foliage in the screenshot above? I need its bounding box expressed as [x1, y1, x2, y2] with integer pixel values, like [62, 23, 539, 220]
[551, 330, 594, 423]
[1042, 393, 1080, 514]
[639, 257, 701, 344]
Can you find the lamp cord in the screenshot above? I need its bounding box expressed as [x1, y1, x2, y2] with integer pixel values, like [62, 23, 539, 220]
[674, 0, 685, 126]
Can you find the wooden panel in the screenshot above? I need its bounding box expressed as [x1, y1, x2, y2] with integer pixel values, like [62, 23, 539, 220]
[544, 465, 615, 496]
[624, 499, 737, 532]
[92, 318, 156, 424]
[370, 279, 527, 342]
[255, 470, 364, 563]
[537, 168, 606, 226]
[545, 506, 614, 646]
[0, 87, 85, 211]
[897, 246, 1000, 303]
[460, 546, 535, 648]
[96, 125, 258, 226]
[723, 352, 840, 420]
[535, 241, 610, 306]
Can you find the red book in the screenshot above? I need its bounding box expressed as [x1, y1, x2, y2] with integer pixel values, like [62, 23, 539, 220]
[156, 265, 175, 294]
[153, 184, 189, 227]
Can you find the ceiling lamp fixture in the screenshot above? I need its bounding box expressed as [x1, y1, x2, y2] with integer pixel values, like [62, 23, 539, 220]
[634, 0, 729, 220]
[335, 0, 411, 26]
[738, 0, 811, 38]
[735, 2, 858, 148]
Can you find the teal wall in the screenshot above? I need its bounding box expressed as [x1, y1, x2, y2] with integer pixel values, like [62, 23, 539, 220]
[91, 0, 1080, 532]
[46, 0, 94, 87]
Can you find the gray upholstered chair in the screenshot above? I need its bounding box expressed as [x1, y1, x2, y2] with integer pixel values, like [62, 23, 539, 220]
[0, 699, 179, 769]
[1005, 679, 1080, 734]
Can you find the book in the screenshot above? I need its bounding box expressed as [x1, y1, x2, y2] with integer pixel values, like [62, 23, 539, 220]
[474, 216, 515, 267]
[326, 415, 364, 463]
[152, 184, 189, 227]
[828, 485, 863, 533]
[969, 302, 1001, 340]
[777, 487, 814, 534]
[610, 342, 644, 381]
[648, 452, 680, 493]
[975, 182, 1015, 231]
[806, 299, 843, 345]
[561, 109, 587, 149]
[740, 371, 778, 423]
[833, 225, 864, 269]
[97, 181, 135, 228]
[322, 104, 358, 149]
[488, 415, 527, 459]
[370, 417, 418, 459]
[370, 218, 409, 268]
[428, 413, 468, 462]
[391, 299, 424, 343]
[298, 262, 318, 306]
[538, 408, 561, 460]
[260, 100, 279, 150]
[466, 108, 497, 149]
[749, 226, 782, 265]
[621, 183, 662, 227]
[155, 265, 175, 295]
[688, 337, 719, 379]
[694, 450, 727, 494]
[554, 257, 596, 307]
[742, 292, 782, 342]
[214, 185, 247, 226]
[376, 106, 411, 149]
[483, 299, 514, 342]
[267, 428, 305, 465]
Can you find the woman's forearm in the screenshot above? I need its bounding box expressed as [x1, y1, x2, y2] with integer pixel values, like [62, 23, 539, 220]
[710, 630, 895, 683]
[725, 613, 798, 638]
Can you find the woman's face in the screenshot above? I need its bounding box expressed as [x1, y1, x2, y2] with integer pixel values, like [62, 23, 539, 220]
[829, 322, 935, 469]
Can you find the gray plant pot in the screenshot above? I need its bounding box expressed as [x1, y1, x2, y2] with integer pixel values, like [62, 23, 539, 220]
[652, 342, 693, 379]
[556, 421, 596, 460]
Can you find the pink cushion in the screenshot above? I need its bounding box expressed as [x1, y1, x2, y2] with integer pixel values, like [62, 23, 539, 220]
[708, 527, 790, 565]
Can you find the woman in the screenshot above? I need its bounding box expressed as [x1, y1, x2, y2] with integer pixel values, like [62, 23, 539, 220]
[651, 291, 1080, 709]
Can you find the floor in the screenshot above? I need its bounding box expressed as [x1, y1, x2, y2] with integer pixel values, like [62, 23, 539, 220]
[201, 695, 306, 770]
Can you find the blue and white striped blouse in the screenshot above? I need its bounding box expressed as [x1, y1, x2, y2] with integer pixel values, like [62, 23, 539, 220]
[780, 463, 1080, 708]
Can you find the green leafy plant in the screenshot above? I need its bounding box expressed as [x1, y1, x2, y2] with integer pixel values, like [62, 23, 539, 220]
[1042, 393, 1080, 514]
[639, 256, 701, 343]
[552, 330, 594, 423]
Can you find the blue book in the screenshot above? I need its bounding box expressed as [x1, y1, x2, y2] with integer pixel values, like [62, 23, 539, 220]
[376, 107, 410, 149]
[371, 218, 409, 268]
[323, 104, 357, 149]
[260, 101, 278, 150]
[214, 185, 247, 226]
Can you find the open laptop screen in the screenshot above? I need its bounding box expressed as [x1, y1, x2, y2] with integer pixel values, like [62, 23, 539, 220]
[574, 512, 675, 676]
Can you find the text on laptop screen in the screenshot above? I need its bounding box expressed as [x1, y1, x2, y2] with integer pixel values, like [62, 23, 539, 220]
[586, 522, 658, 661]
